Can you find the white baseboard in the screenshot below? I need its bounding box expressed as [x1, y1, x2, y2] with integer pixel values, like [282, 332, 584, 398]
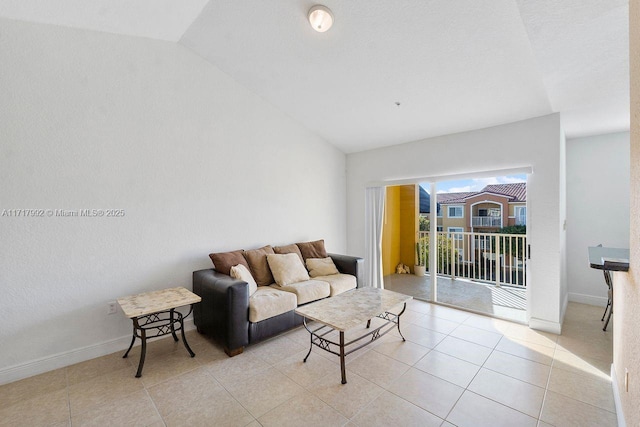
[0, 319, 195, 386]
[611, 364, 626, 427]
[568, 292, 608, 307]
[528, 317, 561, 334]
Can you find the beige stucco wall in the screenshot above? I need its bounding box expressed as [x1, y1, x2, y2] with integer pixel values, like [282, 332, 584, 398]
[613, 0, 640, 424]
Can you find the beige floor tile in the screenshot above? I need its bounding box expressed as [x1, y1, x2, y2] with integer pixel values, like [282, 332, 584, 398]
[483, 350, 551, 388]
[441, 422, 456, 427]
[246, 335, 307, 364]
[308, 370, 384, 419]
[162, 388, 255, 427]
[224, 367, 304, 418]
[275, 349, 338, 388]
[68, 366, 145, 416]
[556, 335, 613, 364]
[406, 299, 433, 314]
[426, 304, 472, 323]
[495, 336, 555, 365]
[540, 390, 617, 427]
[0, 368, 67, 410]
[0, 388, 69, 427]
[137, 348, 202, 388]
[258, 391, 348, 427]
[414, 350, 480, 388]
[147, 367, 222, 418]
[447, 391, 537, 427]
[537, 421, 553, 427]
[351, 390, 443, 427]
[503, 323, 558, 348]
[552, 349, 611, 380]
[399, 324, 447, 349]
[71, 389, 161, 427]
[433, 336, 492, 366]
[66, 351, 136, 385]
[412, 314, 460, 334]
[396, 308, 425, 325]
[371, 337, 430, 365]
[468, 368, 545, 418]
[244, 422, 262, 427]
[386, 368, 464, 419]
[463, 314, 513, 335]
[346, 350, 411, 388]
[283, 325, 314, 347]
[547, 366, 615, 412]
[204, 351, 270, 387]
[450, 324, 503, 348]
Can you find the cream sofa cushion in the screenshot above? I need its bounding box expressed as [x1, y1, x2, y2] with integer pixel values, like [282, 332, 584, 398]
[314, 274, 357, 296]
[230, 264, 258, 296]
[271, 280, 330, 305]
[267, 253, 310, 286]
[249, 287, 297, 323]
[306, 257, 339, 277]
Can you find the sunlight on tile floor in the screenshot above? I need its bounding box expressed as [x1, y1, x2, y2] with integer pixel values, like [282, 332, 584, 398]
[0, 302, 616, 427]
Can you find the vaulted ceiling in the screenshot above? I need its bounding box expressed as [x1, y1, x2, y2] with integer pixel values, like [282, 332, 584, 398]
[0, 0, 629, 153]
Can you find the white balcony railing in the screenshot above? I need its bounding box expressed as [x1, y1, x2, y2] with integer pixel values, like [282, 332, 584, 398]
[472, 216, 502, 227]
[418, 231, 527, 287]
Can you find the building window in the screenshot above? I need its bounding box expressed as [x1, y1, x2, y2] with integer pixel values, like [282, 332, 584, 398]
[448, 205, 463, 218]
[515, 206, 526, 225]
[436, 226, 443, 232]
[448, 227, 464, 240]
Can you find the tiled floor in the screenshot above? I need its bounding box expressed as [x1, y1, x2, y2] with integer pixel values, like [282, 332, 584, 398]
[0, 302, 616, 427]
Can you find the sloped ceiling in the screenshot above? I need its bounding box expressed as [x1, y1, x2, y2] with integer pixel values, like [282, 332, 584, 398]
[0, 0, 629, 153]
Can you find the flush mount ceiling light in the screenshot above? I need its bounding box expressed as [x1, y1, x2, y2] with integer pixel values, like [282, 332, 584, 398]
[308, 5, 334, 32]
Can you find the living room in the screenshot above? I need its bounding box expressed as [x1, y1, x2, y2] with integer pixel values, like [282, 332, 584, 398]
[1, 1, 638, 426]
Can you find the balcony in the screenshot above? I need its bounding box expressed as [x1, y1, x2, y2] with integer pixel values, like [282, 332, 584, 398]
[418, 230, 527, 288]
[472, 216, 502, 227]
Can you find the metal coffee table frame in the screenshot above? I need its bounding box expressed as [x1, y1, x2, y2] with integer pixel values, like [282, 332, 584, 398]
[302, 303, 407, 384]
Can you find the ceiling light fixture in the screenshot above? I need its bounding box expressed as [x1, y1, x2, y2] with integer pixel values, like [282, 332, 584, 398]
[308, 5, 334, 33]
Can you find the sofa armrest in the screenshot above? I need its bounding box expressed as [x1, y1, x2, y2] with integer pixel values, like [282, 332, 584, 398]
[192, 269, 249, 355]
[328, 253, 364, 288]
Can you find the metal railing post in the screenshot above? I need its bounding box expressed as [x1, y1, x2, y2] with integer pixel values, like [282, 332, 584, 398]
[495, 236, 501, 287]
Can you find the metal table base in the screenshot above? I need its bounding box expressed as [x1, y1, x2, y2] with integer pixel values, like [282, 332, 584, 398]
[302, 303, 407, 384]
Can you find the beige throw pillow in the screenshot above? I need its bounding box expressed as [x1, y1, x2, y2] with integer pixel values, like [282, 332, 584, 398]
[306, 257, 339, 278]
[266, 253, 310, 286]
[230, 264, 258, 296]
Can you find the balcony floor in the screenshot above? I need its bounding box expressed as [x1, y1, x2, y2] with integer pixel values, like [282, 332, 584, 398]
[384, 273, 527, 323]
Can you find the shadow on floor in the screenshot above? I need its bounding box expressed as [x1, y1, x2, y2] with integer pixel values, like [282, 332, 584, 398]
[384, 273, 527, 323]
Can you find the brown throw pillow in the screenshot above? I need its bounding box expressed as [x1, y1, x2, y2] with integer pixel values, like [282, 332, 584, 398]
[273, 244, 304, 265]
[243, 245, 276, 287]
[296, 239, 328, 260]
[209, 250, 249, 276]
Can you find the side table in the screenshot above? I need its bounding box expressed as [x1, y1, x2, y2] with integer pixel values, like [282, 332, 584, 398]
[117, 286, 202, 378]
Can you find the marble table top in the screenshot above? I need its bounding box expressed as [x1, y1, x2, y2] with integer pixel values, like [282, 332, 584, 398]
[588, 246, 630, 271]
[117, 287, 201, 319]
[295, 287, 412, 331]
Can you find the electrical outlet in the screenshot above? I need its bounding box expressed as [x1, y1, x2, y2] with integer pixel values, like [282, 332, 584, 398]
[625, 368, 629, 392]
[107, 301, 118, 315]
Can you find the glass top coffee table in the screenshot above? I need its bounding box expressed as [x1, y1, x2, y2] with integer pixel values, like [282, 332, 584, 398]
[295, 287, 412, 384]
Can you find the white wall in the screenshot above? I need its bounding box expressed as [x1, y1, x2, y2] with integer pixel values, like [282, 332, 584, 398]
[347, 114, 566, 332]
[566, 132, 630, 306]
[0, 18, 346, 383]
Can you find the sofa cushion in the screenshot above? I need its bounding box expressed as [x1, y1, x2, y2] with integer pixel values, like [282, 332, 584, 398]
[271, 280, 330, 305]
[266, 253, 310, 286]
[306, 257, 339, 277]
[273, 244, 304, 265]
[209, 250, 249, 276]
[249, 287, 297, 323]
[230, 264, 258, 296]
[296, 239, 327, 260]
[314, 274, 357, 296]
[243, 245, 275, 287]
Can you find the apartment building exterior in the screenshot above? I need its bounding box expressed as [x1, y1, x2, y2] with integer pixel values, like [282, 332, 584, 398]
[431, 183, 527, 235]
